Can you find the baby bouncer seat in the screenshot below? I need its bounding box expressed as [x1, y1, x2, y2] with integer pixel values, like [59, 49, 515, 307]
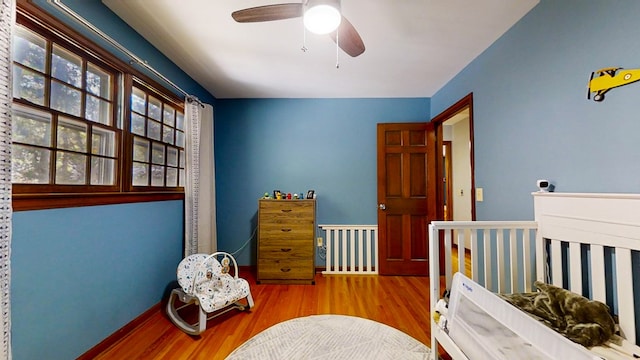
[166, 251, 254, 335]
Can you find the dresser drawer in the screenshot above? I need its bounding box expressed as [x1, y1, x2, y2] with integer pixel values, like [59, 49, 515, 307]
[259, 202, 314, 222]
[258, 258, 314, 280]
[259, 224, 314, 240]
[259, 240, 313, 259]
[259, 200, 314, 213]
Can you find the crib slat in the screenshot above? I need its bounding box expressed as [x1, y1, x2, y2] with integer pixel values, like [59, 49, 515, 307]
[364, 230, 371, 272]
[509, 228, 518, 293]
[616, 248, 636, 342]
[470, 230, 478, 282]
[349, 230, 355, 272]
[590, 244, 606, 303]
[457, 230, 466, 275]
[568, 242, 582, 295]
[374, 229, 379, 273]
[522, 229, 532, 292]
[334, 230, 340, 272]
[445, 230, 453, 288]
[341, 230, 347, 271]
[551, 239, 563, 287]
[326, 229, 333, 272]
[535, 231, 546, 284]
[497, 230, 506, 293]
[483, 229, 492, 290]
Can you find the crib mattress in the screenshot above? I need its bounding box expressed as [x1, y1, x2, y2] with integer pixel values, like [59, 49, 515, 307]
[445, 273, 601, 360]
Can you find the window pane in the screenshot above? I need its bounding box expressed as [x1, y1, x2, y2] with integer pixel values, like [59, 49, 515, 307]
[131, 113, 145, 136]
[151, 165, 164, 186]
[85, 94, 112, 125]
[166, 168, 177, 187]
[92, 127, 115, 156]
[57, 117, 87, 152]
[179, 149, 185, 168]
[148, 120, 161, 140]
[151, 142, 165, 164]
[55, 151, 87, 185]
[13, 26, 46, 72]
[162, 125, 174, 144]
[86, 62, 111, 99]
[148, 96, 161, 120]
[167, 147, 178, 167]
[12, 105, 51, 146]
[133, 137, 149, 162]
[12, 144, 50, 184]
[179, 169, 185, 187]
[176, 130, 185, 147]
[131, 87, 146, 114]
[91, 157, 115, 185]
[51, 81, 82, 117]
[163, 105, 175, 126]
[52, 44, 82, 87]
[13, 66, 45, 105]
[132, 162, 148, 186]
[176, 111, 184, 130]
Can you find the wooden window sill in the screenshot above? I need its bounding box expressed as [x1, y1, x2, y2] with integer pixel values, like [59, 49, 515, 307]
[12, 192, 185, 211]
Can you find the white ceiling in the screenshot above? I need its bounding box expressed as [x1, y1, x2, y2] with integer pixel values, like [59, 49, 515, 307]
[102, 0, 539, 99]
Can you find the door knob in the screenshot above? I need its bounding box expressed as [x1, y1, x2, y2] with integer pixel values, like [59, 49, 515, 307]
[378, 203, 386, 210]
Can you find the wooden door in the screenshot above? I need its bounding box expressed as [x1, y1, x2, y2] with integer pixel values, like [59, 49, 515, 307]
[377, 122, 438, 276]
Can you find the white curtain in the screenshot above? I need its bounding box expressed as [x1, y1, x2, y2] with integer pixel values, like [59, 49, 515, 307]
[184, 99, 217, 257]
[0, 1, 13, 358]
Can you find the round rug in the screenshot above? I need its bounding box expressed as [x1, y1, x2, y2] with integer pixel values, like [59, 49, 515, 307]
[225, 314, 430, 359]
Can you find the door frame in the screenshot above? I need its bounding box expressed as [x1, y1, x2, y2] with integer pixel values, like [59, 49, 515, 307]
[430, 93, 476, 221]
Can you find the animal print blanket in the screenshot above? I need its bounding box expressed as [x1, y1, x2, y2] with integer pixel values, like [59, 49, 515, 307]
[499, 281, 617, 348]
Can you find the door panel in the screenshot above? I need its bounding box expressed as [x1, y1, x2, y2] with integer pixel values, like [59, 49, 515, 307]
[377, 122, 437, 276]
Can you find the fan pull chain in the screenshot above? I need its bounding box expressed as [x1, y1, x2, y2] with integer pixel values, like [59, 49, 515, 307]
[301, 19, 308, 52]
[336, 31, 340, 68]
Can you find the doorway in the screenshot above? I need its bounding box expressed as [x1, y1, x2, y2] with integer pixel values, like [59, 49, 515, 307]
[432, 94, 476, 245]
[376, 94, 475, 275]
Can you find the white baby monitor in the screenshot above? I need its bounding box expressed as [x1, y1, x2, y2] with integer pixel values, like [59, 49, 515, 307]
[536, 179, 555, 192]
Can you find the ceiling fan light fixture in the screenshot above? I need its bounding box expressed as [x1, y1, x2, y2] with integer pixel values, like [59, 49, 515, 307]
[304, 0, 341, 35]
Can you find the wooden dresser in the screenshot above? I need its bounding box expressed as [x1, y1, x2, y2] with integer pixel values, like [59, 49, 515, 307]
[257, 199, 316, 284]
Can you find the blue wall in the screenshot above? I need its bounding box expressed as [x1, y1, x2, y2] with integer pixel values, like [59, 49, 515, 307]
[214, 98, 429, 265]
[432, 0, 640, 220]
[12, 201, 183, 359]
[12, 1, 215, 359]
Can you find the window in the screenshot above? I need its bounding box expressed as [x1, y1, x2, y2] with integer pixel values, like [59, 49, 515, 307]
[12, 25, 118, 190]
[129, 84, 185, 189]
[12, 6, 185, 210]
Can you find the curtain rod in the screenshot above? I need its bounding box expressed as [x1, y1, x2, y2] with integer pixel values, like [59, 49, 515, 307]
[47, 0, 201, 104]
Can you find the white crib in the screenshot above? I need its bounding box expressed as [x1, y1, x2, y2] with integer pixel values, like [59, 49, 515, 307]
[429, 192, 640, 359]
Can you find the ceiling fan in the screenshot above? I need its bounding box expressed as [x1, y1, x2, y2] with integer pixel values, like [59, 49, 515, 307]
[232, 0, 366, 57]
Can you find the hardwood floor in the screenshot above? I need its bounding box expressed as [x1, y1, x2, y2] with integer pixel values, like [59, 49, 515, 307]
[88, 249, 469, 359]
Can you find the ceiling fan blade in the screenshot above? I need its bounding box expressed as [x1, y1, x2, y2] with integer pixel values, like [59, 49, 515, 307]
[232, 3, 303, 23]
[330, 16, 365, 57]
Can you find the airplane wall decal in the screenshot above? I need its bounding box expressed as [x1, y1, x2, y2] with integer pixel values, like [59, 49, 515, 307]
[588, 67, 640, 101]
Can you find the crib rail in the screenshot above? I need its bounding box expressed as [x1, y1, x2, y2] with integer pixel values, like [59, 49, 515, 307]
[318, 225, 378, 275]
[536, 213, 640, 345]
[429, 221, 538, 294]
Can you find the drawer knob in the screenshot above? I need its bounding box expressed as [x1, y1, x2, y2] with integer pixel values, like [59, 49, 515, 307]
[281, 248, 292, 252]
[281, 267, 291, 272]
[281, 228, 292, 232]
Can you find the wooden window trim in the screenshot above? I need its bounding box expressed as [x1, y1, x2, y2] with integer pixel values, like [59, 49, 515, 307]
[14, 1, 186, 211]
[13, 192, 185, 211]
